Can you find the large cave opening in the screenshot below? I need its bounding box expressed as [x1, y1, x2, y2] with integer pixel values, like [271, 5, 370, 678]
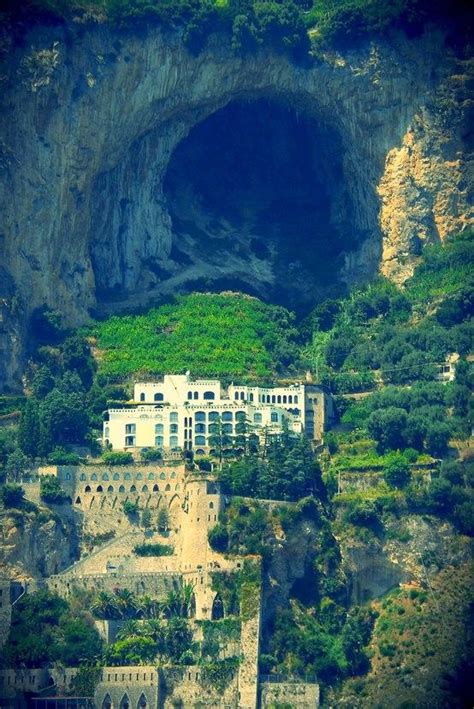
[163, 98, 359, 313]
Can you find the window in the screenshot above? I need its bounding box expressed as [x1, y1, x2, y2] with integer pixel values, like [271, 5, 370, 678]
[249, 393, 254, 402]
[154, 392, 164, 401]
[254, 412, 262, 423]
[195, 411, 206, 422]
[193, 392, 199, 400]
[155, 435, 163, 446]
[203, 391, 215, 400]
[236, 411, 246, 421]
[124, 472, 132, 480]
[195, 423, 206, 433]
[195, 435, 206, 446]
[155, 423, 164, 434]
[104, 427, 110, 438]
[153, 484, 159, 492]
[222, 423, 233, 434]
[208, 411, 219, 421]
[170, 423, 178, 434]
[102, 472, 109, 481]
[170, 435, 178, 447]
[271, 395, 276, 404]
[125, 424, 136, 434]
[91, 473, 98, 481]
[234, 392, 239, 400]
[283, 395, 287, 403]
[171, 471, 176, 478]
[294, 408, 300, 416]
[160, 472, 166, 479]
[142, 485, 148, 493]
[113, 472, 120, 480]
[148, 472, 155, 480]
[130, 485, 137, 492]
[235, 422, 246, 434]
[222, 411, 233, 421]
[271, 412, 279, 423]
[240, 392, 245, 400]
[288, 395, 293, 404]
[209, 423, 219, 434]
[187, 391, 192, 400]
[125, 436, 135, 446]
[136, 472, 142, 480]
[209, 501, 214, 509]
[294, 395, 299, 404]
[267, 395, 271, 403]
[80, 473, 87, 481]
[85, 485, 91, 492]
[277, 395, 281, 403]
[107, 485, 114, 493]
[170, 412, 178, 423]
[140, 393, 145, 402]
[165, 483, 171, 491]
[119, 485, 125, 493]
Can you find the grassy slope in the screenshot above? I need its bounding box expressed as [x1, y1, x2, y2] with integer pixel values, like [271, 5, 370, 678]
[337, 563, 474, 707]
[89, 292, 298, 382]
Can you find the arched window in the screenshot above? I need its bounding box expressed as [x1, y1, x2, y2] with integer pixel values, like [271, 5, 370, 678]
[91, 473, 98, 481]
[193, 391, 199, 400]
[113, 472, 120, 480]
[137, 693, 148, 709]
[234, 392, 239, 400]
[235, 422, 246, 435]
[136, 473, 143, 480]
[271, 395, 276, 403]
[170, 435, 179, 447]
[209, 501, 214, 509]
[165, 484, 171, 492]
[195, 435, 206, 446]
[271, 412, 279, 423]
[187, 391, 192, 400]
[119, 694, 130, 709]
[236, 411, 246, 421]
[75, 496, 81, 504]
[80, 473, 87, 481]
[195, 411, 206, 422]
[170, 471, 176, 479]
[267, 395, 271, 403]
[277, 395, 281, 404]
[140, 393, 145, 402]
[208, 411, 219, 421]
[142, 485, 148, 493]
[170, 412, 178, 423]
[124, 473, 132, 480]
[222, 411, 233, 421]
[64, 472, 71, 481]
[240, 392, 245, 400]
[222, 423, 233, 434]
[288, 395, 293, 404]
[175, 484, 180, 491]
[195, 423, 206, 433]
[153, 484, 159, 492]
[119, 485, 125, 493]
[107, 485, 114, 493]
[254, 412, 262, 423]
[209, 423, 219, 434]
[170, 423, 178, 434]
[249, 393, 254, 402]
[148, 472, 155, 480]
[85, 485, 91, 493]
[283, 395, 287, 403]
[160, 472, 166, 480]
[155, 436, 164, 446]
[154, 393, 164, 402]
[294, 395, 299, 404]
[155, 423, 164, 434]
[102, 693, 112, 709]
[203, 391, 215, 400]
[130, 485, 137, 492]
[102, 472, 109, 481]
[211, 594, 224, 620]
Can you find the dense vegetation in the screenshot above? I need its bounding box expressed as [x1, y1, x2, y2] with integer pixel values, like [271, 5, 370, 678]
[3, 0, 471, 59]
[90, 292, 299, 381]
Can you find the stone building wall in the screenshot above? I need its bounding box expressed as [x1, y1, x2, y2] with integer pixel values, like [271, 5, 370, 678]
[95, 666, 159, 709]
[46, 571, 181, 599]
[0, 576, 12, 647]
[260, 680, 320, 708]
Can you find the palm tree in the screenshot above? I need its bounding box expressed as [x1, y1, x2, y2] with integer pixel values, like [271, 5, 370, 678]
[90, 591, 120, 619]
[113, 588, 139, 619]
[116, 619, 141, 640]
[162, 581, 195, 618]
[138, 594, 159, 619]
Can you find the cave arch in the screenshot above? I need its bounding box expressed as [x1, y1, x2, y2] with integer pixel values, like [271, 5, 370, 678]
[91, 95, 380, 314]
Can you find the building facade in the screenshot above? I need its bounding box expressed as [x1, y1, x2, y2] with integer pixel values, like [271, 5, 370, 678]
[104, 374, 331, 453]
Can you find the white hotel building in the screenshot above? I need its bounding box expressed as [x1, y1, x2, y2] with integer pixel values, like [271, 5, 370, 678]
[103, 374, 332, 454]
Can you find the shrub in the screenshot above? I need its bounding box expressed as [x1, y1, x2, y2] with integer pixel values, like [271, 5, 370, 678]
[345, 499, 380, 528]
[122, 499, 139, 517]
[102, 451, 134, 465]
[384, 457, 411, 489]
[140, 447, 162, 462]
[133, 543, 173, 556]
[208, 523, 229, 553]
[0, 483, 25, 507]
[40, 475, 69, 504]
[47, 447, 81, 465]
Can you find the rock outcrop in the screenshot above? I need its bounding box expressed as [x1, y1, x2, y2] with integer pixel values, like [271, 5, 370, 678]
[0, 23, 472, 388]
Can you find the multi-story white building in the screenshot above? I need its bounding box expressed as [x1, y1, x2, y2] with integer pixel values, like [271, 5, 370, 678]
[103, 374, 332, 454]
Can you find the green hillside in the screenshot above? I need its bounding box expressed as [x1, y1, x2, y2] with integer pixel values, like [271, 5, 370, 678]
[89, 292, 299, 382]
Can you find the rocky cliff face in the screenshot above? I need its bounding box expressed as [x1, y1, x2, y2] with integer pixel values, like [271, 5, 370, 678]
[0, 508, 78, 580]
[0, 23, 472, 388]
